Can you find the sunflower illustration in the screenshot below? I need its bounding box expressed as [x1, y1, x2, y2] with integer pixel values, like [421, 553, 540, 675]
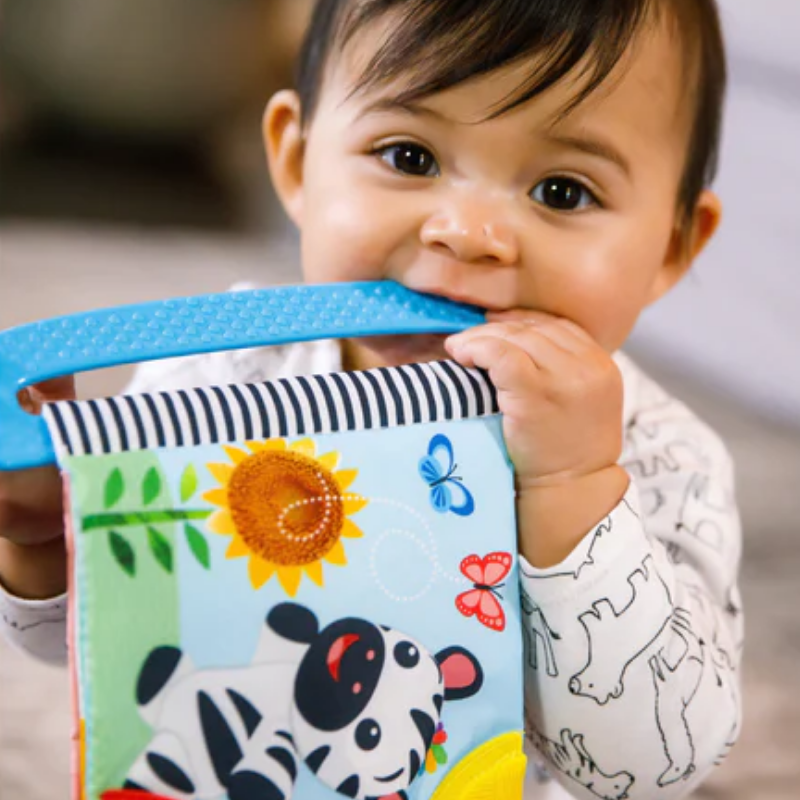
[203, 438, 367, 596]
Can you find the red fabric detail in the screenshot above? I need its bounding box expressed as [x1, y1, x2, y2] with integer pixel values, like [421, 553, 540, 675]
[455, 552, 511, 631]
[440, 651, 478, 691]
[327, 633, 360, 681]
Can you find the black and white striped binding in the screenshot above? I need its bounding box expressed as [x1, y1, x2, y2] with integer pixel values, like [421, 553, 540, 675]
[43, 360, 498, 458]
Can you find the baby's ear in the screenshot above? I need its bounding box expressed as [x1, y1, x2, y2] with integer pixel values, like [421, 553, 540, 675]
[649, 189, 723, 305]
[264, 89, 306, 226]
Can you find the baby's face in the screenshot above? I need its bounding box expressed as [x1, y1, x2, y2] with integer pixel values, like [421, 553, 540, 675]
[268, 18, 718, 370]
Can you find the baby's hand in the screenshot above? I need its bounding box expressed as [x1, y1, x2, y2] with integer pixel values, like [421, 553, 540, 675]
[445, 311, 623, 486]
[445, 311, 628, 566]
[0, 377, 74, 598]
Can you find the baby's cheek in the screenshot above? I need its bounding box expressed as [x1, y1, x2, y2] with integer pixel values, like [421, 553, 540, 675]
[582, 286, 655, 352]
[303, 202, 399, 284]
[301, 225, 388, 284]
[548, 238, 662, 350]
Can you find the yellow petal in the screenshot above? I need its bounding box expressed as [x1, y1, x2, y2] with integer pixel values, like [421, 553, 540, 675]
[226, 537, 251, 559]
[208, 510, 237, 536]
[277, 566, 303, 597]
[202, 488, 229, 508]
[343, 494, 369, 515]
[290, 438, 317, 458]
[207, 462, 235, 485]
[334, 469, 358, 492]
[324, 538, 348, 566]
[340, 518, 363, 539]
[249, 557, 277, 590]
[247, 439, 286, 453]
[304, 560, 325, 587]
[222, 445, 248, 464]
[317, 451, 341, 471]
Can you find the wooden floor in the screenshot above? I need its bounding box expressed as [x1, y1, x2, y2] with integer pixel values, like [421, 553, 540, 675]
[1, 225, 798, 800]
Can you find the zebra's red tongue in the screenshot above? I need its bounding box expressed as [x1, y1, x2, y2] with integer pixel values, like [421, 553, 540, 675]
[327, 633, 360, 681]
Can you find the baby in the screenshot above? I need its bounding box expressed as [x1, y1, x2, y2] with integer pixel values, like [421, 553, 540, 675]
[0, 1, 742, 798]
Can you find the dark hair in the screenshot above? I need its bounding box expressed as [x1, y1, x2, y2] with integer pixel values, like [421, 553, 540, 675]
[296, 0, 726, 227]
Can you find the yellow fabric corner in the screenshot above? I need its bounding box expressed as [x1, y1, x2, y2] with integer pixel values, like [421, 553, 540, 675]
[431, 731, 527, 800]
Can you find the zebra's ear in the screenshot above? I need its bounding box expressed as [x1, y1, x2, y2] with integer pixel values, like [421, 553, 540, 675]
[267, 602, 320, 644]
[436, 646, 484, 702]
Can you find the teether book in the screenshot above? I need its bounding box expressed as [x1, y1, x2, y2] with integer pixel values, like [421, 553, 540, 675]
[0, 282, 527, 800]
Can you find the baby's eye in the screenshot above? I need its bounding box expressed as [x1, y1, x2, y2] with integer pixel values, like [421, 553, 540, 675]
[531, 177, 597, 212]
[377, 143, 440, 178]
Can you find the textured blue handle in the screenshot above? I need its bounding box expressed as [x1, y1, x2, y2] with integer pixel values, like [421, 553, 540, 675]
[0, 282, 485, 470]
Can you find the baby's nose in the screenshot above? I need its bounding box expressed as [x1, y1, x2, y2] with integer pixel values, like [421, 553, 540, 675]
[420, 206, 519, 265]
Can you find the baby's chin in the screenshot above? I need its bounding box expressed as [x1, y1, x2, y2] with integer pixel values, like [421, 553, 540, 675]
[341, 334, 450, 371]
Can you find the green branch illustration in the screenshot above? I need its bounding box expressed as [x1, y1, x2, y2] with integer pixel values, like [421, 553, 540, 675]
[83, 510, 211, 531]
[85, 465, 213, 578]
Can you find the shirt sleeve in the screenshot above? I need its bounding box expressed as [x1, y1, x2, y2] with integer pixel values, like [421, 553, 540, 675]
[0, 587, 68, 664]
[519, 364, 743, 799]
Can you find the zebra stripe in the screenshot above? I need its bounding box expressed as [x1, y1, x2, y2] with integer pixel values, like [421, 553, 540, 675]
[42, 360, 499, 458]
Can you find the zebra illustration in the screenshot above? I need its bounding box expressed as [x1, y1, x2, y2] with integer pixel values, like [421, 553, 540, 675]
[116, 602, 484, 800]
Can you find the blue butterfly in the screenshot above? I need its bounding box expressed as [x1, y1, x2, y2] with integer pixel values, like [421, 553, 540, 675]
[418, 434, 475, 516]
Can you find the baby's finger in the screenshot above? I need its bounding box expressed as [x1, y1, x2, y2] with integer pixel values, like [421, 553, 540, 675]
[30, 376, 77, 401]
[487, 310, 596, 353]
[452, 318, 581, 359]
[448, 322, 574, 373]
[447, 334, 543, 399]
[17, 376, 77, 415]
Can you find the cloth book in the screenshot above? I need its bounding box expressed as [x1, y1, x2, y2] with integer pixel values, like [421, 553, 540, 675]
[0, 282, 527, 800]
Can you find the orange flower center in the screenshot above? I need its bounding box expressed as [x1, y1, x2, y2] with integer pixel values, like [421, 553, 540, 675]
[226, 450, 345, 566]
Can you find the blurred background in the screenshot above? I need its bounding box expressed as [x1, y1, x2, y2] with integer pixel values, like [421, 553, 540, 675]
[0, 0, 798, 798]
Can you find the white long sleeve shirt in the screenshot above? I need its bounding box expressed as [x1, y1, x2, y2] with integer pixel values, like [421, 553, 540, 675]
[0, 340, 743, 800]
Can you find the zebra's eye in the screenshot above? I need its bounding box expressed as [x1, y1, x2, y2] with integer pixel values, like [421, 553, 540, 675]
[355, 718, 382, 751]
[394, 641, 420, 669]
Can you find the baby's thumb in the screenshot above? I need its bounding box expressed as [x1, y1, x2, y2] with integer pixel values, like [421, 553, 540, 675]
[17, 376, 77, 414]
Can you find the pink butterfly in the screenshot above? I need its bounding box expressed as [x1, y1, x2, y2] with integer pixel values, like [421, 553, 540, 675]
[455, 552, 513, 632]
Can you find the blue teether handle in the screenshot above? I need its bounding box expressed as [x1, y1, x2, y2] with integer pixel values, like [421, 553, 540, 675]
[0, 282, 485, 470]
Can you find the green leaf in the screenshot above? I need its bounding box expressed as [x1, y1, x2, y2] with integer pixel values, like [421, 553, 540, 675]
[147, 527, 173, 574]
[142, 467, 162, 506]
[104, 469, 125, 510]
[185, 524, 211, 570]
[180, 464, 199, 503]
[108, 531, 135, 577]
